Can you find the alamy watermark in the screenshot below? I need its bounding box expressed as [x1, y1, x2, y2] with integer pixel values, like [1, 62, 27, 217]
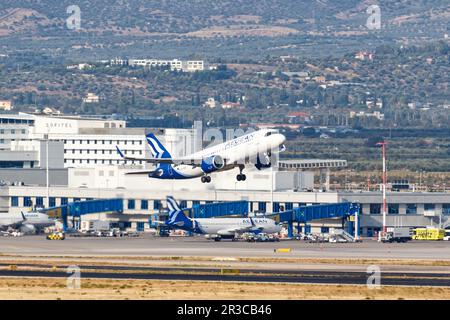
[66, 265, 81, 289]
[66, 5, 81, 31]
[170, 121, 280, 169]
[366, 265, 381, 289]
[366, 5, 381, 30]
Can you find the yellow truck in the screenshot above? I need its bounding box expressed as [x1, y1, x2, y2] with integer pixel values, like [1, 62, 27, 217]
[413, 228, 445, 241]
[46, 231, 65, 240]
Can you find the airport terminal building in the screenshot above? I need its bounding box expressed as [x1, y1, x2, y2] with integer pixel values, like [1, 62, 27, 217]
[0, 113, 449, 236]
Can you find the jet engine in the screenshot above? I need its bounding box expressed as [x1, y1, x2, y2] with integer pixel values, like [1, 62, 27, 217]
[20, 224, 36, 234]
[149, 168, 164, 178]
[201, 155, 225, 173]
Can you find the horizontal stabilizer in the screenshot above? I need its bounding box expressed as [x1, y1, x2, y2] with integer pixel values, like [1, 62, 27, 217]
[124, 171, 159, 175]
[116, 145, 205, 166]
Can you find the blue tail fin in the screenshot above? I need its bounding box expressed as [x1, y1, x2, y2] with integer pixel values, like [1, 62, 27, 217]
[166, 197, 193, 230]
[146, 133, 171, 159]
[167, 196, 182, 212]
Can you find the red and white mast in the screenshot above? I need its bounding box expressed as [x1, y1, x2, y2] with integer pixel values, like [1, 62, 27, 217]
[377, 141, 387, 233]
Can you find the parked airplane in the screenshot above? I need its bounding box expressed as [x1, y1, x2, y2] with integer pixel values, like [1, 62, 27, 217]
[0, 210, 55, 234]
[164, 196, 282, 241]
[116, 129, 286, 183]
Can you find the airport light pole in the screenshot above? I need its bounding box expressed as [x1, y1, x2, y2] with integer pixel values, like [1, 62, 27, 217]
[376, 141, 387, 234]
[45, 132, 49, 208]
[270, 165, 274, 213]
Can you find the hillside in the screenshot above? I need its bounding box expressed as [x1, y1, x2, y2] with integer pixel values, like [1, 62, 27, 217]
[0, 0, 448, 60]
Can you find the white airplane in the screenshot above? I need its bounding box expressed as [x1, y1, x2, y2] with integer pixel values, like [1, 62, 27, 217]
[165, 197, 282, 241]
[116, 128, 286, 183]
[0, 211, 55, 234]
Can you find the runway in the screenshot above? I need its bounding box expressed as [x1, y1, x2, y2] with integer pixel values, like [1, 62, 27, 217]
[1, 235, 450, 260]
[1, 236, 450, 288]
[1, 263, 450, 287]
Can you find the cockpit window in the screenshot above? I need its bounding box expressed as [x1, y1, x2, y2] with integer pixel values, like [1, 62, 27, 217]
[265, 132, 272, 137]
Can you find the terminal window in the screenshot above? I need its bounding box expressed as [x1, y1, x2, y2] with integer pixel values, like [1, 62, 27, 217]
[258, 202, 266, 212]
[388, 204, 399, 214]
[23, 197, 32, 207]
[128, 199, 135, 210]
[49, 197, 56, 207]
[272, 202, 280, 213]
[321, 227, 329, 234]
[406, 204, 417, 214]
[11, 196, 18, 207]
[443, 204, 450, 215]
[61, 197, 68, 205]
[136, 222, 145, 232]
[370, 203, 381, 214]
[36, 197, 44, 207]
[141, 200, 148, 210]
[154, 200, 162, 210]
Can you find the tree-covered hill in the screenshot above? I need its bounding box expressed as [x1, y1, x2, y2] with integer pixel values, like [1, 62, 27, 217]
[0, 0, 447, 37]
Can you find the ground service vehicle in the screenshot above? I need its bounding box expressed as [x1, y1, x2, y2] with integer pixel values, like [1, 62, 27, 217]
[80, 220, 110, 233]
[46, 232, 65, 240]
[243, 233, 280, 242]
[380, 227, 412, 243]
[157, 225, 170, 237]
[413, 228, 445, 240]
[444, 230, 450, 241]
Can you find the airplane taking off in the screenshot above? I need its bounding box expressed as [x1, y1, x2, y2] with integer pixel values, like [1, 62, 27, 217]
[164, 197, 282, 241]
[0, 211, 55, 234]
[116, 129, 286, 183]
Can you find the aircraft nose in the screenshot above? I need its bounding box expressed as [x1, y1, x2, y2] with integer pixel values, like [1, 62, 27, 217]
[274, 133, 286, 145]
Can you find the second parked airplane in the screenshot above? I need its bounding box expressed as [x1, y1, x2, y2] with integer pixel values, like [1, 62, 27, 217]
[165, 196, 282, 241]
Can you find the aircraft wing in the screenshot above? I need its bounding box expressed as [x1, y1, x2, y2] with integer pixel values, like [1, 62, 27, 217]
[250, 219, 265, 232]
[124, 170, 160, 175]
[217, 217, 267, 235]
[0, 212, 27, 230]
[116, 146, 204, 166]
[217, 226, 255, 235]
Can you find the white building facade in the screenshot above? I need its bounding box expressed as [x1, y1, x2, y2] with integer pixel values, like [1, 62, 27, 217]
[0, 113, 196, 168]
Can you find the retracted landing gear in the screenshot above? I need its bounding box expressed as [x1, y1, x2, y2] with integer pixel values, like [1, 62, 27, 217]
[236, 165, 246, 181]
[201, 175, 211, 183]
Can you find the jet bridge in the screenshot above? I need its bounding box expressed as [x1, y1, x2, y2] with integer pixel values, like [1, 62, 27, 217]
[273, 202, 361, 238]
[45, 198, 123, 231]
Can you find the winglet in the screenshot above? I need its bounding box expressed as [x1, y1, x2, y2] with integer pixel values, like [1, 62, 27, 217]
[20, 211, 27, 221]
[116, 145, 125, 158]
